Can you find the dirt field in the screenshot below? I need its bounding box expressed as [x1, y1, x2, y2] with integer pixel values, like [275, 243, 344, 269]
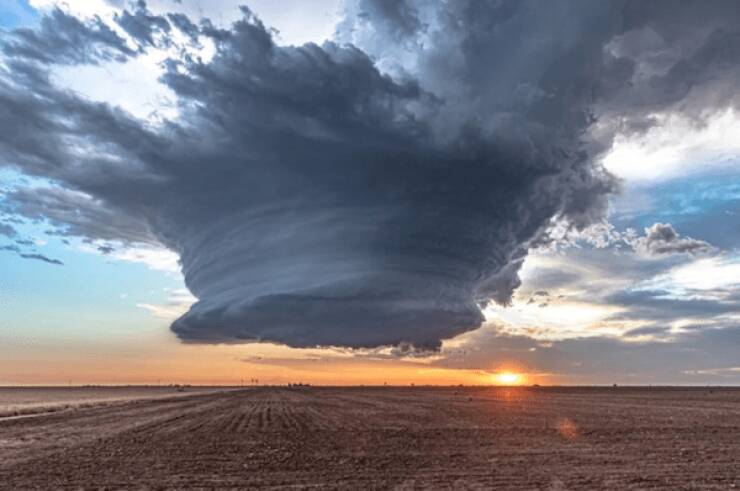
[0, 387, 738, 489]
[0, 386, 230, 418]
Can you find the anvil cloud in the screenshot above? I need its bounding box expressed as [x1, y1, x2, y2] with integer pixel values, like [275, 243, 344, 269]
[2, 1, 740, 349]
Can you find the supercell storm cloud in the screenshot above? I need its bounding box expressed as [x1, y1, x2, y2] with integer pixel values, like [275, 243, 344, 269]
[2, 1, 740, 348]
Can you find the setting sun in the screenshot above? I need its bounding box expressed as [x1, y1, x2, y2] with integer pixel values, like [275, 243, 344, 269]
[493, 372, 525, 385]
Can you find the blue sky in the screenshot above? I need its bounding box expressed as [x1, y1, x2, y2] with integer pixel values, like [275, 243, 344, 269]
[0, 0, 37, 28]
[0, 167, 183, 343]
[612, 171, 740, 249]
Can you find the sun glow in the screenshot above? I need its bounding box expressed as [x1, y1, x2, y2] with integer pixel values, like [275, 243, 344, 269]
[493, 372, 524, 385]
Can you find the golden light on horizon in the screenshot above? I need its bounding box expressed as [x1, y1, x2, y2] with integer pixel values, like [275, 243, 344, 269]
[493, 371, 525, 386]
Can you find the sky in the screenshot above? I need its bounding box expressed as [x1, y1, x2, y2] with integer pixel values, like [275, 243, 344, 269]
[0, 0, 739, 386]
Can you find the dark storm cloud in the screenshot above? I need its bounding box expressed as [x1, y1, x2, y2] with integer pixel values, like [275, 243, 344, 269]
[157, 0, 623, 348]
[593, 0, 740, 141]
[1, 8, 134, 65]
[115, 1, 171, 48]
[353, 0, 423, 40]
[2, 1, 740, 348]
[166, 13, 199, 41]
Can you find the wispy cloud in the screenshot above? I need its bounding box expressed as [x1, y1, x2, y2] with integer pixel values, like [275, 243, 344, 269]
[18, 252, 63, 265]
[137, 288, 195, 320]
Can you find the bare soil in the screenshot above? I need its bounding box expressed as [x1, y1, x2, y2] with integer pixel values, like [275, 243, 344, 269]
[0, 386, 228, 419]
[1, 387, 738, 489]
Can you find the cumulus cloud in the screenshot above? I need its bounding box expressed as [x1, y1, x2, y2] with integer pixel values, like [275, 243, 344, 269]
[549, 220, 716, 257]
[630, 223, 715, 256]
[1, 1, 740, 349]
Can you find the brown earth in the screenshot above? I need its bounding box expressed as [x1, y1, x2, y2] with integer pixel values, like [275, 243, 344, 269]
[0, 387, 231, 419]
[1, 387, 738, 489]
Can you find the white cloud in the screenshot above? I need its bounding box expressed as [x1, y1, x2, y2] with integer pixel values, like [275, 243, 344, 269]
[236, 0, 342, 46]
[481, 252, 635, 341]
[648, 255, 740, 293]
[109, 244, 181, 273]
[137, 287, 195, 320]
[52, 51, 179, 122]
[484, 300, 629, 340]
[484, 243, 739, 342]
[601, 108, 740, 182]
[28, 0, 118, 18]
[78, 241, 181, 274]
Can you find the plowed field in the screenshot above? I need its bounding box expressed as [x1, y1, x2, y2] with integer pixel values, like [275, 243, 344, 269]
[1, 387, 738, 489]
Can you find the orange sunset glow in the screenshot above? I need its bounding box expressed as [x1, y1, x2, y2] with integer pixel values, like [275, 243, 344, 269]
[493, 371, 526, 386]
